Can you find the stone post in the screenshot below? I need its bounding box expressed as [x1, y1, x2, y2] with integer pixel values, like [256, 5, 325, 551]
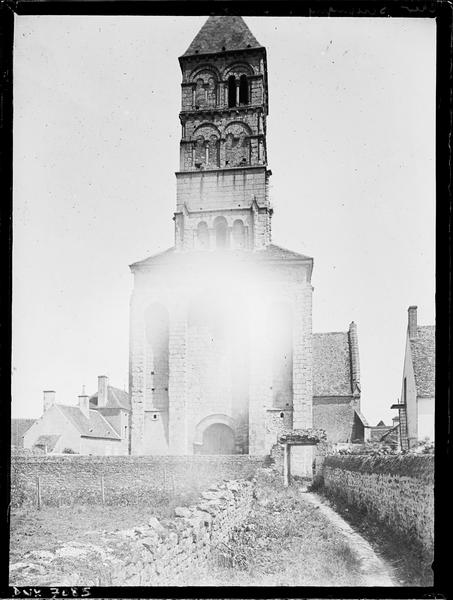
[283, 444, 290, 487]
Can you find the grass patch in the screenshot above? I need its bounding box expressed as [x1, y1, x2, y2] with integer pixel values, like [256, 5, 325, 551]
[184, 477, 368, 586]
[9, 488, 200, 564]
[323, 493, 433, 586]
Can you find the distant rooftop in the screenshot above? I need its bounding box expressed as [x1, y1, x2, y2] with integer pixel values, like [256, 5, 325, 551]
[89, 385, 131, 411]
[57, 405, 120, 440]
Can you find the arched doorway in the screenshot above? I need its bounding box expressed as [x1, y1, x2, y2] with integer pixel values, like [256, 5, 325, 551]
[201, 423, 235, 454]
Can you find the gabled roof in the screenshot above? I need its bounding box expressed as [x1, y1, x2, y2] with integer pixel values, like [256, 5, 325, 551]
[181, 16, 262, 58]
[34, 434, 60, 451]
[89, 385, 131, 411]
[57, 405, 121, 440]
[130, 247, 176, 269]
[313, 332, 353, 397]
[256, 244, 312, 262]
[410, 325, 435, 397]
[11, 418, 35, 447]
[130, 244, 312, 270]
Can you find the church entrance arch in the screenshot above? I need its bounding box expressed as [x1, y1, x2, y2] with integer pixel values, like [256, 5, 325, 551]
[202, 423, 235, 454]
[194, 414, 237, 454]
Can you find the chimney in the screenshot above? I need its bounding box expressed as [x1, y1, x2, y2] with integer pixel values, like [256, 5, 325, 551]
[408, 305, 418, 339]
[348, 321, 361, 394]
[43, 390, 56, 412]
[78, 385, 90, 418]
[98, 375, 108, 407]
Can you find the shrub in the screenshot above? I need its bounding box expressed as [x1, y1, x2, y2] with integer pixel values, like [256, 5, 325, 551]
[323, 453, 434, 484]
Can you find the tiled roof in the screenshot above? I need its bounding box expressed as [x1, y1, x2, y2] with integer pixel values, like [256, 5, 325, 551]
[369, 425, 394, 442]
[130, 247, 176, 268]
[313, 332, 353, 397]
[89, 386, 131, 411]
[256, 244, 312, 261]
[410, 325, 435, 397]
[182, 16, 262, 57]
[34, 434, 60, 451]
[354, 408, 369, 427]
[11, 418, 35, 447]
[130, 244, 312, 269]
[57, 405, 120, 440]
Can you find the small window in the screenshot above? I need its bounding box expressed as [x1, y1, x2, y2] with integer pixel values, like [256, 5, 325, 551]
[239, 74, 248, 104]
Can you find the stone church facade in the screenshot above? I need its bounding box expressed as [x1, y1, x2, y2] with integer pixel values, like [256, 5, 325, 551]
[129, 17, 362, 456]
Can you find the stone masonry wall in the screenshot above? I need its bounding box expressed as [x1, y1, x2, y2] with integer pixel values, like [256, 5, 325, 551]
[322, 454, 434, 554]
[11, 455, 266, 507]
[9, 478, 254, 586]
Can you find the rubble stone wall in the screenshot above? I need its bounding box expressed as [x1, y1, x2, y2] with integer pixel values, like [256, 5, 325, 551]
[322, 454, 434, 554]
[10, 454, 266, 507]
[9, 479, 254, 586]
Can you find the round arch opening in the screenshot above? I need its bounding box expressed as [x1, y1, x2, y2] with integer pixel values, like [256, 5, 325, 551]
[200, 423, 236, 455]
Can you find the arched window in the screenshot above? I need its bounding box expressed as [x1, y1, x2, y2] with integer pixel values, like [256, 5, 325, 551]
[214, 216, 228, 248]
[195, 136, 205, 167]
[232, 219, 246, 249]
[207, 135, 219, 167]
[195, 78, 205, 108]
[239, 74, 249, 104]
[228, 75, 236, 108]
[197, 221, 209, 249]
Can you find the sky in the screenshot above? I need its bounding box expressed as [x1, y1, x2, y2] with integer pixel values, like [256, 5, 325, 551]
[12, 15, 435, 425]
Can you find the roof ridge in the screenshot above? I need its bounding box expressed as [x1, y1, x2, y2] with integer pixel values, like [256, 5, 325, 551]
[313, 330, 348, 336]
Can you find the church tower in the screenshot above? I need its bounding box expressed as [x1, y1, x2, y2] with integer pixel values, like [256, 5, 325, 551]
[129, 17, 315, 458]
[174, 16, 272, 252]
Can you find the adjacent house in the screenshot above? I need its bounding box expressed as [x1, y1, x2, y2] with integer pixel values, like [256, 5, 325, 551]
[391, 306, 435, 449]
[312, 322, 368, 444]
[23, 376, 130, 455]
[364, 418, 400, 448]
[11, 418, 35, 448]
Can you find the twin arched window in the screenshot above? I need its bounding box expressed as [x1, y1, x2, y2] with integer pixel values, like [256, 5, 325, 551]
[228, 74, 249, 108]
[196, 218, 246, 250]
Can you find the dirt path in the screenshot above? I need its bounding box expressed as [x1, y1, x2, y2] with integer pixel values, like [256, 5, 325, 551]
[184, 476, 397, 586]
[302, 491, 396, 586]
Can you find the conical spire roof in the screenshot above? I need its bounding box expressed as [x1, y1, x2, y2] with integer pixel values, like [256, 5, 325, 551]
[182, 16, 262, 57]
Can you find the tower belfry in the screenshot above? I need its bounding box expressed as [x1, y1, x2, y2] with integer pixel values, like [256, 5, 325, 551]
[175, 16, 272, 251]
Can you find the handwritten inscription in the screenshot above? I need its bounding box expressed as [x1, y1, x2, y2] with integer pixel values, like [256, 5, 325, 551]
[12, 587, 91, 598]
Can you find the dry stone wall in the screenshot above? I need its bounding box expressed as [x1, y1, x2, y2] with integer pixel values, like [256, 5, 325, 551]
[322, 454, 434, 554]
[9, 479, 254, 586]
[11, 454, 266, 507]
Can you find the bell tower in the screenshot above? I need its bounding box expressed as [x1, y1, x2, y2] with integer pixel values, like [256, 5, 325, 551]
[175, 16, 272, 251]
